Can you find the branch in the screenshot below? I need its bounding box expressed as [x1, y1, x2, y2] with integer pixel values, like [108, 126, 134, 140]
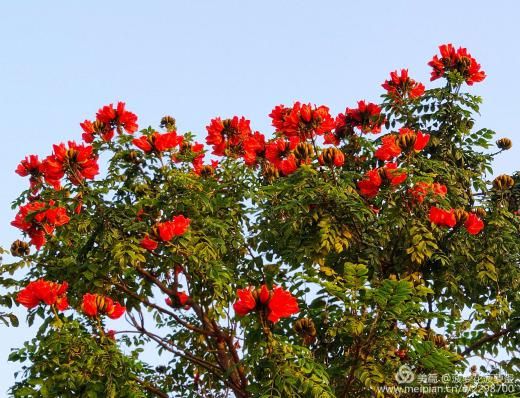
[461, 322, 520, 357]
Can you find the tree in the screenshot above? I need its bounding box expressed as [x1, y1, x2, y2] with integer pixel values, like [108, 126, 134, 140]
[1, 43, 519, 397]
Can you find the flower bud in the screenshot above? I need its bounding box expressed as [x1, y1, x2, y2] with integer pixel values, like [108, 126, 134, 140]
[160, 116, 177, 131]
[293, 142, 314, 163]
[496, 138, 512, 150]
[124, 150, 140, 163]
[262, 163, 279, 183]
[198, 165, 215, 178]
[453, 208, 469, 225]
[294, 318, 317, 345]
[11, 240, 30, 257]
[493, 174, 514, 191]
[473, 207, 487, 219]
[319, 147, 345, 167]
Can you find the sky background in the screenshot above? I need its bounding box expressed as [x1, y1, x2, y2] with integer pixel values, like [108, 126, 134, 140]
[0, 0, 519, 393]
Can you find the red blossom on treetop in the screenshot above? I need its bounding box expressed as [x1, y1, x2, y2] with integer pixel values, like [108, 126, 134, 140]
[165, 292, 191, 309]
[408, 182, 447, 204]
[265, 137, 300, 176]
[429, 206, 457, 228]
[270, 102, 335, 140]
[96, 101, 138, 135]
[81, 293, 126, 319]
[11, 200, 70, 249]
[243, 131, 266, 166]
[338, 101, 385, 134]
[382, 69, 425, 100]
[133, 131, 183, 153]
[16, 279, 69, 311]
[357, 163, 407, 198]
[428, 43, 486, 85]
[206, 116, 252, 156]
[42, 141, 99, 188]
[15, 155, 44, 190]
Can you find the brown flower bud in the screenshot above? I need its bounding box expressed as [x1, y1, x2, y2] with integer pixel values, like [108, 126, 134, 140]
[124, 150, 140, 163]
[160, 116, 177, 131]
[473, 207, 487, 219]
[294, 318, 317, 345]
[198, 165, 215, 178]
[11, 240, 30, 257]
[496, 138, 512, 150]
[293, 142, 314, 164]
[262, 163, 279, 183]
[319, 147, 345, 167]
[492, 174, 514, 191]
[431, 334, 447, 348]
[453, 208, 469, 225]
[397, 132, 416, 151]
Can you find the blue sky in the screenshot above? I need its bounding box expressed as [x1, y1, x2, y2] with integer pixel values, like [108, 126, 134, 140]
[1, 0, 519, 393]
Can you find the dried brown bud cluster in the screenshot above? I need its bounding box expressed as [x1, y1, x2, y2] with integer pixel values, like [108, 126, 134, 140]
[11, 240, 30, 257]
[492, 174, 514, 191]
[160, 116, 177, 131]
[496, 137, 512, 150]
[294, 318, 317, 345]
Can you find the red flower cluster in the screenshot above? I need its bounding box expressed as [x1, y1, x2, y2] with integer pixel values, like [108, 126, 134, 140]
[206, 116, 252, 156]
[337, 101, 385, 135]
[17, 279, 69, 311]
[234, 285, 299, 323]
[133, 131, 183, 154]
[429, 207, 484, 235]
[42, 141, 99, 188]
[243, 132, 266, 167]
[265, 137, 300, 176]
[382, 69, 425, 100]
[428, 44, 486, 85]
[165, 291, 191, 309]
[81, 102, 138, 142]
[140, 215, 191, 251]
[81, 293, 126, 319]
[15, 155, 44, 190]
[375, 128, 430, 161]
[269, 102, 335, 139]
[408, 182, 447, 204]
[357, 163, 407, 198]
[11, 200, 70, 249]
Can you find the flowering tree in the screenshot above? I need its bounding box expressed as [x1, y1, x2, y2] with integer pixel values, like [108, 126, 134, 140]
[1, 44, 519, 397]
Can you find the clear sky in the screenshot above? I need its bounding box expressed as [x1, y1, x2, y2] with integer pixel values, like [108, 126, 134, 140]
[1, 0, 519, 393]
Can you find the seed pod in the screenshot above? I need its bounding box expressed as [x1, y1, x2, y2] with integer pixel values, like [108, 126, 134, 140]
[160, 116, 177, 131]
[293, 142, 314, 163]
[11, 240, 30, 257]
[496, 138, 512, 150]
[294, 318, 317, 345]
[493, 174, 514, 191]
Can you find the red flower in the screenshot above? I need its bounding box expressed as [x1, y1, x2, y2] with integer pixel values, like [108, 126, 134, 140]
[339, 101, 385, 134]
[234, 285, 298, 323]
[11, 200, 70, 249]
[408, 182, 447, 204]
[165, 292, 191, 309]
[193, 160, 219, 176]
[205, 116, 252, 156]
[428, 44, 486, 85]
[16, 155, 44, 190]
[375, 135, 402, 161]
[382, 69, 425, 100]
[272, 102, 335, 139]
[17, 279, 69, 311]
[140, 235, 158, 251]
[141, 215, 191, 251]
[398, 128, 430, 152]
[243, 131, 266, 166]
[384, 163, 408, 185]
[267, 286, 299, 323]
[464, 213, 484, 235]
[42, 141, 99, 187]
[429, 206, 457, 228]
[81, 293, 126, 319]
[233, 287, 259, 316]
[96, 102, 138, 134]
[80, 119, 115, 143]
[357, 169, 383, 198]
[265, 137, 300, 176]
[133, 131, 183, 153]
